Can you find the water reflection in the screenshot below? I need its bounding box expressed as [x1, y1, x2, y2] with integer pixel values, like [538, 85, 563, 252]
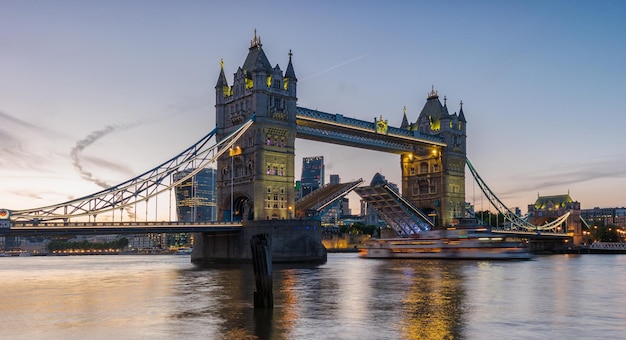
[172, 256, 469, 339]
[357, 259, 467, 339]
[3, 254, 624, 339]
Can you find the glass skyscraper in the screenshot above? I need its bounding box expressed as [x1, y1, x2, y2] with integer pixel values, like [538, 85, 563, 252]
[174, 168, 217, 222]
[300, 156, 324, 198]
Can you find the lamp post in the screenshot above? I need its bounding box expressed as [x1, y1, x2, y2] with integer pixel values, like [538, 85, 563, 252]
[229, 146, 242, 222]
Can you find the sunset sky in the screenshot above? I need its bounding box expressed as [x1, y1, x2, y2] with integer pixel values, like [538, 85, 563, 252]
[1, 0, 625, 214]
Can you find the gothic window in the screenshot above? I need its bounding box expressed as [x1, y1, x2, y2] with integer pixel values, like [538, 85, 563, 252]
[430, 179, 439, 193]
[419, 179, 429, 194]
[410, 167, 415, 175]
[420, 162, 429, 174]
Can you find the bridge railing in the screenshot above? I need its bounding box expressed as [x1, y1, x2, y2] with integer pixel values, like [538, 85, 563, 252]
[589, 242, 626, 250]
[11, 221, 243, 228]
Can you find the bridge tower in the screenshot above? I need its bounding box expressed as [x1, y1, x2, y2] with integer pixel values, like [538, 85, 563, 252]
[193, 32, 326, 264]
[401, 88, 467, 227]
[528, 194, 583, 245]
[215, 31, 298, 222]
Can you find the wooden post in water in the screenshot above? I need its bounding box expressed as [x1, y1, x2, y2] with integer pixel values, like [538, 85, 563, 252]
[250, 233, 273, 308]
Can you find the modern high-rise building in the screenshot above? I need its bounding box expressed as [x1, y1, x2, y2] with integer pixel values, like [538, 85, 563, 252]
[321, 174, 343, 225]
[300, 156, 324, 198]
[174, 168, 217, 222]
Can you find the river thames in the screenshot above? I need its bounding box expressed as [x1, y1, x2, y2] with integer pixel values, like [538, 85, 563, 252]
[1, 253, 625, 339]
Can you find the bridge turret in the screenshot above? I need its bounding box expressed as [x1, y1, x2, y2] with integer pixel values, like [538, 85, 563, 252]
[215, 59, 230, 130]
[214, 31, 297, 222]
[400, 106, 410, 129]
[284, 50, 297, 97]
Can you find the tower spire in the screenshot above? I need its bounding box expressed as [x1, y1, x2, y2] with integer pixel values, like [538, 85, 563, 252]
[250, 29, 261, 49]
[428, 85, 438, 99]
[285, 49, 297, 80]
[400, 106, 410, 129]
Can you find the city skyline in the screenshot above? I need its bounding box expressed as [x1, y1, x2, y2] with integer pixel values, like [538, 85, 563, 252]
[1, 1, 625, 214]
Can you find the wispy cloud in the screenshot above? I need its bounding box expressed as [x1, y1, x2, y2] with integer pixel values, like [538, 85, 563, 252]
[498, 158, 626, 196]
[70, 123, 142, 219]
[70, 123, 139, 188]
[0, 110, 58, 170]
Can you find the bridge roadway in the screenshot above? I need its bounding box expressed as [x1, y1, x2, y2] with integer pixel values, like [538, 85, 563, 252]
[2, 221, 243, 236]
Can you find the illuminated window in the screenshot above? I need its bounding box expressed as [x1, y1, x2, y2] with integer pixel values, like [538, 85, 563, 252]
[420, 162, 428, 174]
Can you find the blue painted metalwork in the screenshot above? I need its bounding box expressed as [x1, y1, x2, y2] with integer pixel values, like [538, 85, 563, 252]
[8, 116, 255, 223]
[296, 106, 446, 154]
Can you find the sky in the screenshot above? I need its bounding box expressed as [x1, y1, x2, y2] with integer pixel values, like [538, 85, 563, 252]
[1, 0, 625, 215]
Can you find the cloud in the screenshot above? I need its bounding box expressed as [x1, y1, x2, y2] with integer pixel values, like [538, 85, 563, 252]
[498, 158, 626, 196]
[80, 155, 135, 177]
[0, 110, 57, 170]
[0, 111, 46, 131]
[70, 122, 144, 220]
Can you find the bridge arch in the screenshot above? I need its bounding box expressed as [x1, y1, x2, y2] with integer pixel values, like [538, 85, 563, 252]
[223, 193, 251, 222]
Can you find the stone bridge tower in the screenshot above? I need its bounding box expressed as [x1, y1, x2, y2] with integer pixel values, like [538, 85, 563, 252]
[215, 31, 298, 222]
[400, 88, 467, 227]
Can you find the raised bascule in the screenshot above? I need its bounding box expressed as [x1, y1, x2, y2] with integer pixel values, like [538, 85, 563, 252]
[1, 32, 585, 261]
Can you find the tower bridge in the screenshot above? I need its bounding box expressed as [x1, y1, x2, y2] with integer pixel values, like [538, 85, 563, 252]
[1, 32, 584, 261]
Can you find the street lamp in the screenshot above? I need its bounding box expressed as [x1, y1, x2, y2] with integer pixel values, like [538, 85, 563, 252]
[229, 146, 242, 222]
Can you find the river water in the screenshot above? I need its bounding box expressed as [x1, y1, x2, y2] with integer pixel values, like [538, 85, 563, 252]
[1, 253, 625, 340]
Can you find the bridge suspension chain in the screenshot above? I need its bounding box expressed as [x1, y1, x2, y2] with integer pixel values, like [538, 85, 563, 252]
[466, 158, 570, 232]
[10, 116, 255, 222]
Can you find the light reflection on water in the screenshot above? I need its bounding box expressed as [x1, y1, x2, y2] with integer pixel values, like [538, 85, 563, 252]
[1, 254, 625, 339]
